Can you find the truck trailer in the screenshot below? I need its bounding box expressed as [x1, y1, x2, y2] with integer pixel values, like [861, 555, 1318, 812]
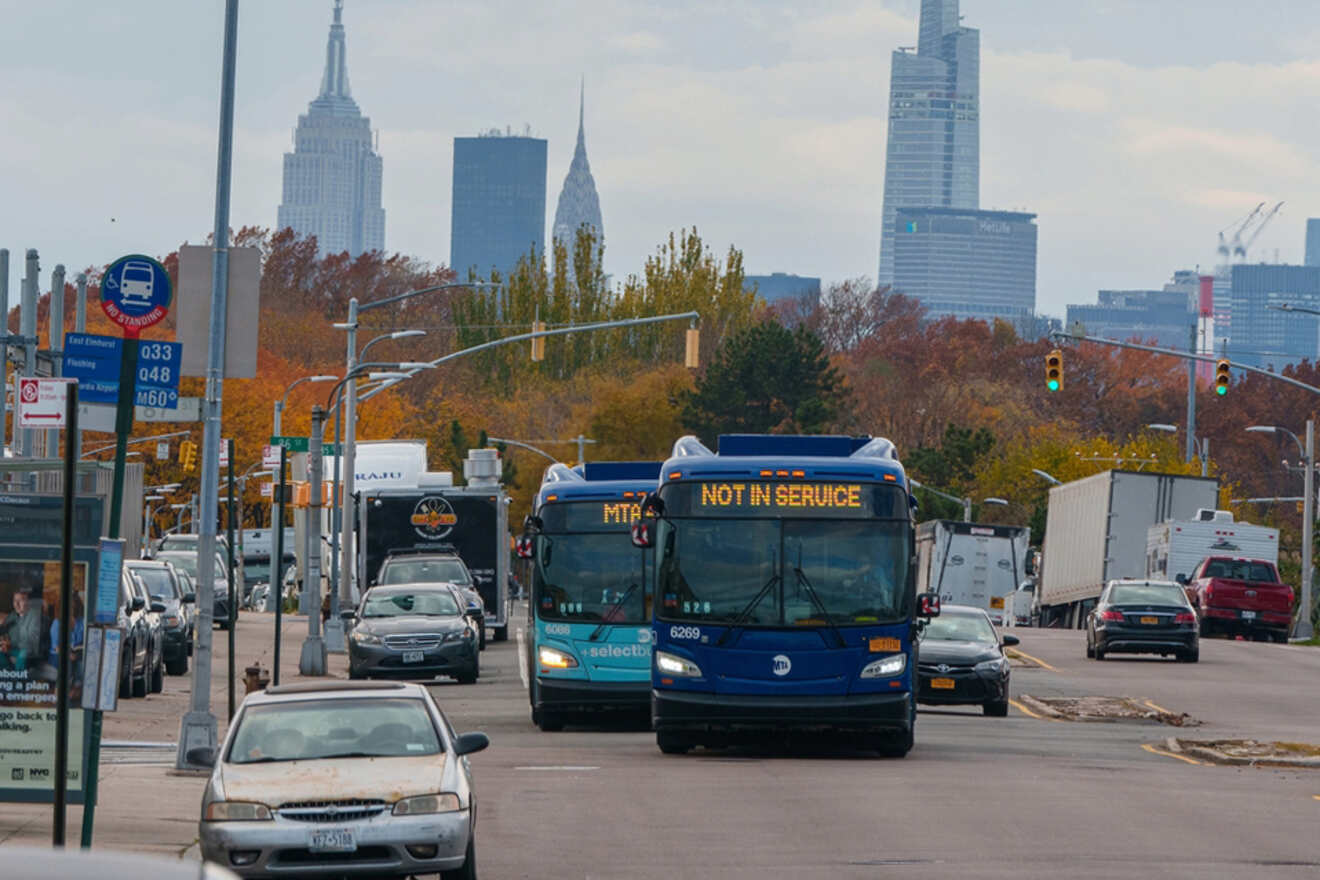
[1146, 509, 1279, 582]
[915, 520, 1030, 624]
[1035, 470, 1218, 628]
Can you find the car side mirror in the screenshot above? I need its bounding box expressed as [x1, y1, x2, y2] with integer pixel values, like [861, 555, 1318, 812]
[630, 520, 654, 549]
[1001, 634, 1020, 647]
[1175, 573, 1188, 585]
[182, 593, 196, 604]
[453, 731, 490, 757]
[340, 610, 357, 621]
[130, 596, 145, 612]
[918, 592, 940, 618]
[186, 746, 217, 768]
[150, 601, 166, 614]
[515, 536, 535, 560]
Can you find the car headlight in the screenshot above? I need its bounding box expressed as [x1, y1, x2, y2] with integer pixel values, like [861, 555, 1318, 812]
[393, 793, 462, 815]
[538, 646, 578, 669]
[445, 628, 475, 642]
[351, 630, 381, 645]
[655, 650, 702, 678]
[975, 658, 1009, 675]
[204, 800, 273, 821]
[859, 654, 906, 679]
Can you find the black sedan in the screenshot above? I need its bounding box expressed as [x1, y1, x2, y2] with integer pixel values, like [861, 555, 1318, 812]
[1086, 579, 1199, 663]
[915, 604, 1018, 717]
[346, 585, 479, 684]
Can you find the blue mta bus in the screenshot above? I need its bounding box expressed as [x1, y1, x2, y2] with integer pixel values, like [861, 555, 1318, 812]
[633, 434, 938, 757]
[519, 461, 663, 731]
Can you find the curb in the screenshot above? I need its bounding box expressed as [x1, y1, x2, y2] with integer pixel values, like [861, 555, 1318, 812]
[1018, 694, 1067, 719]
[1167, 737, 1320, 768]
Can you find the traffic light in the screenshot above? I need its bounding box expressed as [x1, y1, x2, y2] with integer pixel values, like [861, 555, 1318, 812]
[1045, 349, 1063, 392]
[179, 440, 197, 472]
[1214, 358, 1231, 396]
[685, 327, 700, 369]
[530, 320, 546, 362]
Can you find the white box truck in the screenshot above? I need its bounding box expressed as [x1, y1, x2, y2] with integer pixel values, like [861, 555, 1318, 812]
[1036, 470, 1218, 628]
[1146, 509, 1279, 582]
[915, 520, 1031, 624]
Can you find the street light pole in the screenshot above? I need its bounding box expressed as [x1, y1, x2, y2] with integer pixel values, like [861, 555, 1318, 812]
[1246, 422, 1314, 640]
[274, 375, 338, 437]
[299, 406, 327, 675]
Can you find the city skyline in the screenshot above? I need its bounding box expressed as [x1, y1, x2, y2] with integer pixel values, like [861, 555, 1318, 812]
[551, 81, 604, 268]
[3, 1, 1319, 319]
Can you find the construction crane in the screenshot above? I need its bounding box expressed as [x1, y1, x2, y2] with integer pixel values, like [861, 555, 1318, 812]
[1235, 200, 1284, 261]
[1217, 201, 1265, 265]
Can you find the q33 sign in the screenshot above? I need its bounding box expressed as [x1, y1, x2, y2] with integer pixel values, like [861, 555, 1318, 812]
[411, 496, 458, 540]
[663, 481, 910, 519]
[100, 254, 172, 335]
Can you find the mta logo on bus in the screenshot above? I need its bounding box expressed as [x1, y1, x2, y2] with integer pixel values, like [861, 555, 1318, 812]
[772, 654, 792, 676]
[411, 496, 458, 540]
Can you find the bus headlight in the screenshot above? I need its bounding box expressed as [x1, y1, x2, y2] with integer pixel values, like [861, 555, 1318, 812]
[538, 646, 578, 669]
[655, 651, 702, 678]
[859, 654, 906, 679]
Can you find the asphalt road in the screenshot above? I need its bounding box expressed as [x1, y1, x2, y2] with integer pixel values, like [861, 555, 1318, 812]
[443, 611, 1320, 880]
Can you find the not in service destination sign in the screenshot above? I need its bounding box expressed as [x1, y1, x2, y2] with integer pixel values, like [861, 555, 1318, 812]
[100, 254, 172, 335]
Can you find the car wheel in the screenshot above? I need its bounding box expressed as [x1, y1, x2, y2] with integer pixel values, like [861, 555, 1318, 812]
[150, 656, 165, 693]
[348, 667, 367, 680]
[456, 669, 478, 685]
[492, 625, 508, 643]
[439, 836, 477, 880]
[875, 726, 914, 758]
[478, 624, 487, 651]
[1094, 642, 1105, 661]
[166, 654, 188, 676]
[132, 665, 148, 698]
[984, 684, 1010, 717]
[537, 710, 565, 733]
[119, 657, 132, 698]
[1085, 634, 1094, 658]
[656, 731, 692, 754]
[1181, 646, 1199, 663]
[1271, 631, 1288, 644]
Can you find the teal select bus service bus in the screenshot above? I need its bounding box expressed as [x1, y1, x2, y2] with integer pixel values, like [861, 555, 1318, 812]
[631, 434, 939, 757]
[519, 461, 663, 731]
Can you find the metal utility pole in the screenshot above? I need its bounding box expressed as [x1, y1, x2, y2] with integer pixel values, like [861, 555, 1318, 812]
[338, 299, 359, 619]
[300, 406, 327, 675]
[177, 0, 239, 771]
[1301, 419, 1315, 641]
[46, 265, 66, 459]
[0, 249, 8, 451]
[1185, 324, 1197, 465]
[73, 273, 87, 458]
[573, 433, 596, 465]
[20, 249, 38, 457]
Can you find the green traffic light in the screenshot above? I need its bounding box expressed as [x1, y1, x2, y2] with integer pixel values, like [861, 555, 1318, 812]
[1215, 385, 1227, 396]
[1047, 379, 1060, 392]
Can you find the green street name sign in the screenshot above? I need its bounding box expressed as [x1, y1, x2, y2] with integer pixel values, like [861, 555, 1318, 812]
[269, 436, 342, 455]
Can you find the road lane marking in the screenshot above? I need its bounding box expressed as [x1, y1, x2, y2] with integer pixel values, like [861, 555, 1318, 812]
[1143, 699, 1175, 715]
[1141, 743, 1203, 765]
[1008, 698, 1056, 721]
[515, 765, 600, 771]
[515, 626, 529, 690]
[1007, 647, 1057, 671]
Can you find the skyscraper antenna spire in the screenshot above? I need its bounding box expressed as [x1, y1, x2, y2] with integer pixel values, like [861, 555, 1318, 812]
[320, 0, 351, 100]
[577, 76, 585, 148]
[334, 0, 343, 24]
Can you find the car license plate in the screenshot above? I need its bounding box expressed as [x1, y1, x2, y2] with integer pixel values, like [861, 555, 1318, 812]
[931, 677, 955, 690]
[402, 650, 424, 664]
[1140, 616, 1159, 625]
[309, 829, 356, 853]
[1241, 610, 1256, 620]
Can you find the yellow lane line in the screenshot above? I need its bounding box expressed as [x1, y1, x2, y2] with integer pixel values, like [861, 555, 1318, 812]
[1142, 743, 1203, 766]
[1143, 699, 1174, 715]
[1007, 647, 1057, 671]
[1008, 698, 1056, 721]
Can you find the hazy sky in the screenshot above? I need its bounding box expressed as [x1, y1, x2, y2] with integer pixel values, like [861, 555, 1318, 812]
[3, 0, 1319, 318]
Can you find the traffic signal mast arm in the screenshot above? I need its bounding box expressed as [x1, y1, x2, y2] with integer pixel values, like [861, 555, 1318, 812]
[1048, 331, 1320, 397]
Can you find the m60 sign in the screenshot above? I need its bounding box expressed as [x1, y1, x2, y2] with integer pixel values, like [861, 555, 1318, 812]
[133, 340, 182, 408]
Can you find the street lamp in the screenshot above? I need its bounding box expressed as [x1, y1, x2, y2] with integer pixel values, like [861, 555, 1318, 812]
[983, 497, 1009, 506]
[274, 375, 338, 437]
[1147, 423, 1209, 477]
[360, 329, 426, 360]
[142, 495, 166, 548]
[486, 437, 560, 465]
[1031, 468, 1061, 486]
[1246, 422, 1315, 639]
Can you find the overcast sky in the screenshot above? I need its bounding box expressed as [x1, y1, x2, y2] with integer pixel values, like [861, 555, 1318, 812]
[3, 0, 1319, 319]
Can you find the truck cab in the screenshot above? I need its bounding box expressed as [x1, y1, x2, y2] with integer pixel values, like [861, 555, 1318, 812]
[1181, 556, 1293, 642]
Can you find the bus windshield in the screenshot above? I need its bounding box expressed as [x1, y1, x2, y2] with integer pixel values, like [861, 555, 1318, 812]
[655, 482, 911, 626]
[535, 532, 648, 624]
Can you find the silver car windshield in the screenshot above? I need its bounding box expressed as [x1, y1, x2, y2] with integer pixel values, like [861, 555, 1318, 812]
[381, 558, 471, 586]
[228, 698, 442, 764]
[920, 611, 998, 644]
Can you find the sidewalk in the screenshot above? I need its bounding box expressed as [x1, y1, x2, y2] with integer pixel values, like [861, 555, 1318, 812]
[0, 610, 348, 856]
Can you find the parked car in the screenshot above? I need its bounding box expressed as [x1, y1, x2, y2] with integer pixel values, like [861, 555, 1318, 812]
[157, 533, 243, 592]
[1179, 556, 1293, 642]
[345, 585, 480, 684]
[1086, 579, 1199, 662]
[915, 604, 1017, 717]
[128, 559, 193, 677]
[125, 566, 167, 693]
[377, 553, 487, 648]
[0, 844, 238, 879]
[193, 680, 488, 879]
[171, 568, 199, 655]
[118, 569, 152, 698]
[157, 550, 234, 630]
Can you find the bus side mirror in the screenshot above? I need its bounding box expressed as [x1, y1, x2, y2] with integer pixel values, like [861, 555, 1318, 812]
[631, 520, 654, 549]
[523, 515, 543, 534]
[515, 536, 535, 560]
[918, 592, 940, 618]
[640, 493, 665, 518]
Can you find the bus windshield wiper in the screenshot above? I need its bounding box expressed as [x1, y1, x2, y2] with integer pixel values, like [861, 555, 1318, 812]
[791, 564, 847, 648]
[588, 583, 639, 641]
[716, 571, 780, 646]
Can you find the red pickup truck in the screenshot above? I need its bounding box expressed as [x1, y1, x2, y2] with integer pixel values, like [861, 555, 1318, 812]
[1179, 556, 1293, 642]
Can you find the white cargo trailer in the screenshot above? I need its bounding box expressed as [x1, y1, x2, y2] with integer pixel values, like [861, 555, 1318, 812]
[1146, 509, 1279, 583]
[1036, 470, 1218, 628]
[915, 520, 1031, 624]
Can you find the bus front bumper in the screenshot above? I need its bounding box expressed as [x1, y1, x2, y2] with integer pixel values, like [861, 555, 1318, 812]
[537, 678, 651, 712]
[652, 689, 912, 734]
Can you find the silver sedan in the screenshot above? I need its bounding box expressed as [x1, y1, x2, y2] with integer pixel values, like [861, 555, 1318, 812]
[193, 680, 488, 878]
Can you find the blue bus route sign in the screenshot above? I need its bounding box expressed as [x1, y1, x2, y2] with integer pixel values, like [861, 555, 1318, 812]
[62, 333, 123, 404]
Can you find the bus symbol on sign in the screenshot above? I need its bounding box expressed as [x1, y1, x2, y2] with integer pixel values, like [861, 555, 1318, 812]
[772, 654, 791, 676]
[117, 261, 155, 303]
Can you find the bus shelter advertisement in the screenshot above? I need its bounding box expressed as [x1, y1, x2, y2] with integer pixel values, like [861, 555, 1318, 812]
[0, 495, 101, 803]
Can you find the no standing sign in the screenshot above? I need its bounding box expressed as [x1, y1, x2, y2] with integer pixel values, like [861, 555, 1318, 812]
[100, 254, 172, 336]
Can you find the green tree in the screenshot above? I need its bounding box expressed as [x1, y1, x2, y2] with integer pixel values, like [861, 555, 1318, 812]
[680, 321, 847, 443]
[907, 425, 997, 520]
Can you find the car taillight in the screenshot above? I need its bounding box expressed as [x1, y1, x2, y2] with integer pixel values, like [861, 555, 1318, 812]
[1174, 612, 1196, 624]
[1100, 610, 1124, 622]
[1204, 586, 1214, 603]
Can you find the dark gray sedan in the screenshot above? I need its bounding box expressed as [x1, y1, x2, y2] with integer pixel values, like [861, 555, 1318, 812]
[347, 586, 479, 684]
